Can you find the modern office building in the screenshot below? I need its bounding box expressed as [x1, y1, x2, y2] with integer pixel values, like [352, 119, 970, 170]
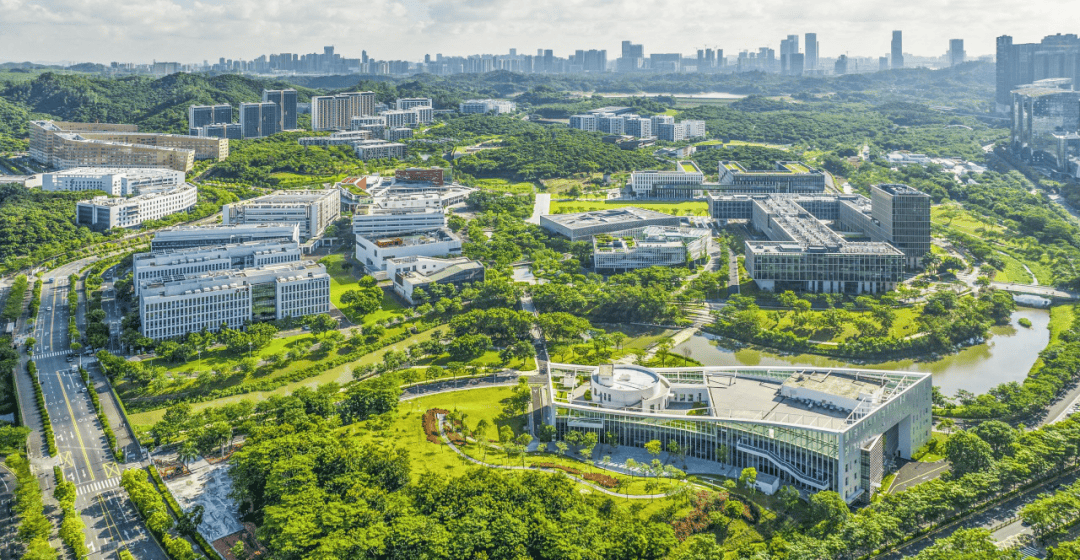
[353, 202, 445, 237]
[297, 130, 371, 147]
[188, 104, 232, 136]
[805, 33, 819, 72]
[717, 161, 827, 193]
[380, 110, 419, 129]
[42, 167, 185, 196]
[540, 206, 682, 242]
[355, 228, 463, 272]
[194, 123, 243, 140]
[569, 114, 598, 132]
[545, 362, 933, 504]
[948, 39, 966, 67]
[593, 226, 712, 270]
[353, 140, 406, 161]
[222, 189, 340, 240]
[459, 99, 516, 114]
[151, 223, 301, 251]
[656, 123, 685, 142]
[262, 89, 298, 131]
[240, 102, 280, 138]
[386, 127, 414, 142]
[629, 162, 705, 198]
[311, 92, 376, 130]
[132, 240, 301, 283]
[995, 34, 1080, 113]
[891, 31, 904, 69]
[30, 121, 228, 172]
[1010, 82, 1080, 174]
[138, 262, 330, 341]
[396, 98, 433, 111]
[388, 256, 485, 304]
[708, 187, 929, 292]
[75, 183, 198, 231]
[624, 117, 653, 139]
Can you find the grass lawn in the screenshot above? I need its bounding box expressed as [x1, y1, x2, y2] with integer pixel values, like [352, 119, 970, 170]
[993, 251, 1034, 284]
[470, 178, 535, 194]
[320, 252, 409, 325]
[932, 204, 1005, 236]
[913, 431, 949, 462]
[595, 323, 681, 351]
[355, 386, 686, 498]
[753, 306, 920, 343]
[1029, 304, 1076, 376]
[415, 350, 536, 371]
[550, 200, 708, 217]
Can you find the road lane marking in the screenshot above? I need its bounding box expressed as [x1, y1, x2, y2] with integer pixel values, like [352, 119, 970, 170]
[103, 462, 121, 478]
[96, 491, 128, 551]
[55, 371, 95, 482]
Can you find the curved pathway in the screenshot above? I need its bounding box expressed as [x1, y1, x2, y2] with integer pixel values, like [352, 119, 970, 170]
[437, 416, 671, 500]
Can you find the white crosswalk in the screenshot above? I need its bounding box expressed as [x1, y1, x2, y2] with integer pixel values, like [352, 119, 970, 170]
[32, 350, 97, 361]
[78, 477, 120, 494]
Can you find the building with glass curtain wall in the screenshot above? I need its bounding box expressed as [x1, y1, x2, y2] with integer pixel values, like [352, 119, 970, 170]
[546, 363, 932, 504]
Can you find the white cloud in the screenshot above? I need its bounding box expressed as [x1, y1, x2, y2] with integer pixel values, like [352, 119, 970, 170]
[0, 0, 1076, 64]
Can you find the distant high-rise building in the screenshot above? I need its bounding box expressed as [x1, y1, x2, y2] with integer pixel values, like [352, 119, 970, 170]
[618, 40, 644, 72]
[262, 89, 297, 131]
[240, 102, 280, 139]
[879, 56, 890, 72]
[948, 39, 966, 67]
[188, 104, 232, 136]
[805, 33, 819, 72]
[780, 35, 799, 75]
[835, 55, 849, 75]
[891, 31, 904, 69]
[995, 34, 1080, 113]
[789, 53, 805, 77]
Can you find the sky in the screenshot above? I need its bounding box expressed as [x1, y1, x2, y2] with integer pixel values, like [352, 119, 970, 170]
[0, 0, 1077, 65]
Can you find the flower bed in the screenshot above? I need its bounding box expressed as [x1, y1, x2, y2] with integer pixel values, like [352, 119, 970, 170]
[422, 408, 449, 444]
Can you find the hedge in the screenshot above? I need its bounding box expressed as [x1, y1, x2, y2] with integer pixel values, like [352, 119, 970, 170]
[53, 467, 89, 559]
[80, 366, 124, 462]
[28, 279, 41, 318]
[27, 361, 57, 456]
[121, 468, 205, 560]
[6, 453, 56, 559]
[1, 274, 28, 323]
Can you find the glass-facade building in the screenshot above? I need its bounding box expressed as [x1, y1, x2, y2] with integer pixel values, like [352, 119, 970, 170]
[546, 364, 933, 504]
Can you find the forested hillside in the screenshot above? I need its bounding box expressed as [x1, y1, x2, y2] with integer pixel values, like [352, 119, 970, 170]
[0, 185, 106, 270]
[0, 72, 320, 134]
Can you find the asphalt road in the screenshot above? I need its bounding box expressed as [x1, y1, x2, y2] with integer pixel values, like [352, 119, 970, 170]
[31, 264, 166, 560]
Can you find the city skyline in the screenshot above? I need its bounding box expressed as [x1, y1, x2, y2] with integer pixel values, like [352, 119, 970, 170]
[1, 0, 1071, 65]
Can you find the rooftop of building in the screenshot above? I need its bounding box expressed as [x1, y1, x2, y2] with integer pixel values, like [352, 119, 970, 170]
[46, 167, 183, 178]
[586, 106, 632, 115]
[875, 183, 930, 197]
[720, 161, 821, 174]
[678, 160, 702, 173]
[542, 206, 679, 229]
[154, 222, 300, 236]
[54, 133, 195, 154]
[79, 183, 196, 206]
[233, 190, 337, 205]
[361, 228, 459, 247]
[399, 258, 484, 283]
[134, 240, 298, 264]
[595, 226, 710, 251]
[141, 262, 326, 295]
[551, 363, 929, 431]
[354, 140, 406, 148]
[595, 365, 662, 392]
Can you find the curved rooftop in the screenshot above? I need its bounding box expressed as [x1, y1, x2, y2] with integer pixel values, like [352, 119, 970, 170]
[596, 365, 662, 391]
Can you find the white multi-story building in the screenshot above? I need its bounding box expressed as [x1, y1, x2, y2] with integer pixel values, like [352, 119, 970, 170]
[355, 228, 462, 273]
[297, 131, 371, 146]
[396, 98, 433, 111]
[412, 106, 434, 125]
[380, 110, 419, 129]
[546, 363, 933, 504]
[650, 114, 675, 131]
[629, 162, 705, 198]
[138, 262, 330, 341]
[42, 167, 185, 196]
[683, 120, 707, 139]
[132, 240, 301, 284]
[353, 205, 445, 238]
[350, 116, 387, 129]
[151, 223, 300, 251]
[593, 226, 712, 270]
[222, 190, 340, 240]
[75, 183, 198, 231]
[597, 114, 625, 135]
[386, 127, 414, 142]
[388, 256, 485, 305]
[624, 117, 653, 138]
[656, 122, 686, 142]
[459, 99, 516, 114]
[569, 114, 598, 132]
[354, 140, 406, 161]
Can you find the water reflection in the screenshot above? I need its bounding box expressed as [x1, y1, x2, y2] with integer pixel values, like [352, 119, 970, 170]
[673, 308, 1051, 397]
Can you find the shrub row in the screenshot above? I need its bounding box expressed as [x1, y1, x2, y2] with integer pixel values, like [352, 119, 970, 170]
[532, 461, 619, 488]
[149, 465, 218, 559]
[79, 366, 124, 462]
[27, 361, 56, 456]
[121, 468, 205, 560]
[27, 279, 41, 318]
[6, 453, 56, 559]
[118, 319, 450, 413]
[53, 467, 89, 559]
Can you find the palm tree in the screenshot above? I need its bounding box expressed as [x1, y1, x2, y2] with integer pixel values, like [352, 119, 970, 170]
[177, 440, 199, 465]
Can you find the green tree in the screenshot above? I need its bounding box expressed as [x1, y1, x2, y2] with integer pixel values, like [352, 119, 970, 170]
[945, 430, 995, 477]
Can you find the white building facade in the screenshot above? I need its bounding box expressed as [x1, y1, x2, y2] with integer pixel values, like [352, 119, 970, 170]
[132, 241, 301, 284]
[75, 184, 198, 231]
[355, 229, 463, 272]
[42, 167, 185, 196]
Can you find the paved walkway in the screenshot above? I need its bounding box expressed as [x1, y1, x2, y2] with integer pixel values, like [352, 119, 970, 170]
[526, 193, 551, 225]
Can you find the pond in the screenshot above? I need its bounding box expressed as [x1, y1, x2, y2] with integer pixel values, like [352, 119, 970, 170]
[672, 308, 1052, 397]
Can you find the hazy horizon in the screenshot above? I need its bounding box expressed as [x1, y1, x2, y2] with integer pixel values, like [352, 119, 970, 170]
[0, 0, 1076, 65]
